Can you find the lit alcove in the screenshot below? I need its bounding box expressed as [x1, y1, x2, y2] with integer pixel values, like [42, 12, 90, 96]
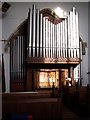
[39, 69, 59, 88]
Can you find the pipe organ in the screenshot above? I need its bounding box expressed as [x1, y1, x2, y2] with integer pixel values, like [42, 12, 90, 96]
[5, 4, 81, 92]
[27, 5, 80, 59]
[10, 36, 25, 81]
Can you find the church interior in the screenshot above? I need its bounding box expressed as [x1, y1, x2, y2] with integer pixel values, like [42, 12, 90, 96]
[0, 2, 90, 120]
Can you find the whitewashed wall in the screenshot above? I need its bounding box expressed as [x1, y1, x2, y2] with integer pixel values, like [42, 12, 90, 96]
[0, 2, 2, 119]
[88, 2, 90, 85]
[2, 2, 89, 91]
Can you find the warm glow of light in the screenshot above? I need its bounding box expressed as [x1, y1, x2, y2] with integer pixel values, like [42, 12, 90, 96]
[54, 7, 67, 18]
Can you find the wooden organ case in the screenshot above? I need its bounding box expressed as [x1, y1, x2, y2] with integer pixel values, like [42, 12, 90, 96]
[6, 4, 81, 92]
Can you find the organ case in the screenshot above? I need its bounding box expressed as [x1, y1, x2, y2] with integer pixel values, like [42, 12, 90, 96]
[5, 4, 81, 92]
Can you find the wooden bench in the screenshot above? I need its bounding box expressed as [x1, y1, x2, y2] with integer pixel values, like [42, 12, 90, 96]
[2, 92, 62, 120]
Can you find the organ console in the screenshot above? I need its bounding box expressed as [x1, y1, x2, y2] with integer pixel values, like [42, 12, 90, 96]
[5, 4, 81, 92]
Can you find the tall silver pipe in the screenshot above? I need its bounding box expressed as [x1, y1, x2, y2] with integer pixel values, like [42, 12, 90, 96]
[15, 40, 17, 78]
[43, 17, 46, 57]
[70, 11, 73, 58]
[15, 38, 18, 78]
[36, 8, 40, 57]
[32, 4, 36, 57]
[40, 13, 43, 57]
[57, 23, 59, 58]
[17, 36, 19, 79]
[21, 36, 25, 79]
[76, 12, 79, 58]
[10, 41, 13, 80]
[58, 22, 60, 58]
[52, 23, 54, 58]
[56, 23, 58, 58]
[62, 21, 63, 57]
[63, 20, 65, 58]
[48, 20, 50, 58]
[56, 23, 57, 58]
[19, 36, 22, 79]
[59, 22, 61, 57]
[67, 13, 71, 58]
[72, 7, 76, 58]
[12, 41, 14, 79]
[61, 21, 63, 57]
[54, 24, 57, 58]
[21, 36, 23, 79]
[29, 8, 32, 57]
[51, 21, 53, 58]
[65, 19, 68, 58]
[50, 21, 51, 57]
[46, 18, 48, 57]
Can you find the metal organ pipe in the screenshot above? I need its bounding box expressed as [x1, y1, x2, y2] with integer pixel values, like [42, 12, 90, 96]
[65, 19, 68, 58]
[50, 21, 52, 58]
[51, 22, 53, 58]
[52, 23, 54, 58]
[46, 18, 48, 57]
[36, 9, 40, 57]
[72, 8, 76, 58]
[48, 20, 50, 58]
[29, 8, 32, 57]
[70, 11, 73, 58]
[56, 23, 59, 58]
[59, 22, 61, 57]
[57, 22, 59, 58]
[68, 12, 71, 58]
[43, 17, 46, 57]
[60, 21, 63, 57]
[63, 20, 65, 58]
[17, 36, 19, 79]
[76, 12, 79, 58]
[10, 41, 13, 80]
[32, 4, 36, 57]
[40, 13, 43, 57]
[21, 36, 25, 79]
[14, 39, 17, 78]
[27, 5, 79, 59]
[21, 36, 23, 79]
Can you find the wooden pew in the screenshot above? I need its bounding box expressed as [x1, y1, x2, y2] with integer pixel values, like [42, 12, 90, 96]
[2, 92, 62, 120]
[62, 86, 90, 117]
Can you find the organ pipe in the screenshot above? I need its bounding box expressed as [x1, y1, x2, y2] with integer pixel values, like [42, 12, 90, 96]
[43, 17, 46, 57]
[65, 19, 68, 58]
[61, 21, 63, 57]
[27, 5, 80, 59]
[48, 20, 50, 58]
[32, 4, 36, 57]
[40, 13, 43, 57]
[72, 8, 76, 58]
[70, 11, 73, 58]
[56, 24, 59, 57]
[46, 18, 48, 57]
[36, 8, 40, 57]
[76, 12, 79, 58]
[68, 13, 71, 58]
[52, 23, 54, 58]
[29, 8, 32, 57]
[10, 35, 25, 81]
